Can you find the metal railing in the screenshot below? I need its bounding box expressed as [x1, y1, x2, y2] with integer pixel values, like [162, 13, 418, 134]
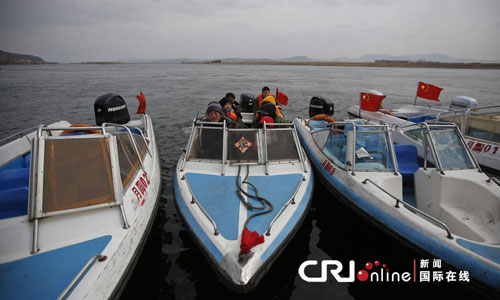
[309, 121, 399, 175]
[265, 176, 306, 236]
[487, 176, 500, 186]
[182, 175, 219, 236]
[0, 125, 40, 146]
[29, 122, 151, 253]
[57, 254, 108, 300]
[362, 178, 453, 239]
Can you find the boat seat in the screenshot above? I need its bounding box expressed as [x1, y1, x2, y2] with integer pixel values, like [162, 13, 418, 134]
[394, 144, 419, 181]
[60, 131, 86, 136]
[0, 156, 24, 172]
[408, 115, 435, 123]
[0, 187, 28, 219]
[0, 168, 29, 191]
[120, 128, 142, 135]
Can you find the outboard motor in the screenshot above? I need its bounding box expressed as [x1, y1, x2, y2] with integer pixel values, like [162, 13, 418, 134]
[240, 93, 256, 113]
[449, 96, 478, 110]
[94, 93, 130, 126]
[309, 96, 334, 118]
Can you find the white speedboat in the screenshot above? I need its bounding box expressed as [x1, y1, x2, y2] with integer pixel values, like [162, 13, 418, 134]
[174, 119, 313, 292]
[349, 96, 500, 174]
[0, 95, 161, 299]
[295, 117, 500, 295]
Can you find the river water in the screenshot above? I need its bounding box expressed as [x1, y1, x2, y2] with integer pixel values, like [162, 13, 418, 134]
[1, 64, 499, 299]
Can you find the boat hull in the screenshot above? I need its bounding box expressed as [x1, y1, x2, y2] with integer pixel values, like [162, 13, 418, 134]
[295, 118, 500, 297]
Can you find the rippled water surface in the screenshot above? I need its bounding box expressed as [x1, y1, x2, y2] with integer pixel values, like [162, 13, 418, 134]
[1, 64, 499, 299]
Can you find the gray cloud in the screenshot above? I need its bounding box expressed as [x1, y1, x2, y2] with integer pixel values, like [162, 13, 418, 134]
[1, 0, 499, 62]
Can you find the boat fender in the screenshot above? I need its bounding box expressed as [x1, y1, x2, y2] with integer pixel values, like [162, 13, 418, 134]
[61, 124, 101, 135]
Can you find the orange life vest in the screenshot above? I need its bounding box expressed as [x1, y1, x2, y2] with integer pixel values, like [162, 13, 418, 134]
[61, 123, 101, 135]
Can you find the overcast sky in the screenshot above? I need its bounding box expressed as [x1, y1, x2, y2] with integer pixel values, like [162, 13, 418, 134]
[1, 0, 499, 62]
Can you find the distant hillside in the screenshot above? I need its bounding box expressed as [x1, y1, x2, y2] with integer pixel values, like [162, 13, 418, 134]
[332, 53, 492, 63]
[0, 50, 46, 65]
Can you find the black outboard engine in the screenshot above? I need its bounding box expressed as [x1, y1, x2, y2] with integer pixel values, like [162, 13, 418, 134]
[308, 96, 334, 118]
[240, 93, 256, 113]
[94, 93, 130, 126]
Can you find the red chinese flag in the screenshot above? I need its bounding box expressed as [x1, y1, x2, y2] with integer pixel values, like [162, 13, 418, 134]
[416, 81, 443, 101]
[360, 92, 386, 111]
[239, 227, 265, 255]
[136, 91, 146, 114]
[276, 88, 288, 106]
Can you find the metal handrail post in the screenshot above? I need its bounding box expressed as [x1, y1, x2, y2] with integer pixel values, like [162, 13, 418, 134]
[263, 122, 269, 175]
[222, 120, 227, 176]
[385, 124, 399, 176]
[422, 123, 445, 175]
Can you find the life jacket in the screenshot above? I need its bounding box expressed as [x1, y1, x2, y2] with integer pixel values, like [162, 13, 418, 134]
[260, 96, 284, 118]
[225, 108, 238, 121]
[257, 93, 274, 108]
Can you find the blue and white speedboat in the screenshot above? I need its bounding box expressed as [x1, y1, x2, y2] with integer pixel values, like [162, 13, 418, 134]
[0, 100, 161, 299]
[295, 117, 500, 295]
[174, 119, 313, 292]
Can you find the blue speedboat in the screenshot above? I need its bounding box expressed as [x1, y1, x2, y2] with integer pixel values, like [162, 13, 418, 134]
[295, 116, 500, 295]
[0, 95, 161, 299]
[174, 119, 313, 292]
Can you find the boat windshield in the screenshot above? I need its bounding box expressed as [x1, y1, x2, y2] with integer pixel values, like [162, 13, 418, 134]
[42, 137, 116, 213]
[428, 127, 474, 170]
[114, 132, 149, 188]
[439, 106, 500, 144]
[187, 123, 300, 164]
[36, 130, 149, 215]
[188, 127, 224, 161]
[313, 123, 395, 172]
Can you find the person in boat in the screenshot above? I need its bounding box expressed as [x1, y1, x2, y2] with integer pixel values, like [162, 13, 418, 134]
[257, 86, 272, 107]
[225, 92, 242, 119]
[201, 101, 235, 127]
[252, 102, 286, 128]
[198, 102, 234, 159]
[220, 97, 246, 128]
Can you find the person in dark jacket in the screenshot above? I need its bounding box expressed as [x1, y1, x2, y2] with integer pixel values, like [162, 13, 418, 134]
[199, 102, 234, 159]
[201, 101, 235, 127]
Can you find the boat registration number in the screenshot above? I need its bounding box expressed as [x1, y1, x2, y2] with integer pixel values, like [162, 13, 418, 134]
[131, 172, 151, 206]
[466, 140, 499, 157]
[322, 160, 336, 175]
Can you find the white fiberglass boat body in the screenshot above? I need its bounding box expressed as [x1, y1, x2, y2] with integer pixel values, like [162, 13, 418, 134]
[174, 119, 313, 292]
[0, 112, 161, 299]
[295, 117, 500, 295]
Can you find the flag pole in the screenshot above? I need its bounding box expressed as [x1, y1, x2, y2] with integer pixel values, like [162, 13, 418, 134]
[414, 83, 419, 105]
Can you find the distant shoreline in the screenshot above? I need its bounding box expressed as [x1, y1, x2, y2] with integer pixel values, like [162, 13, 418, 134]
[186, 60, 500, 70]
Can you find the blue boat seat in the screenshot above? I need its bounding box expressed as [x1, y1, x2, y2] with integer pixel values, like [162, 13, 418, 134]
[408, 115, 435, 123]
[0, 153, 31, 219]
[60, 131, 86, 136]
[120, 128, 142, 135]
[394, 144, 419, 181]
[0, 187, 28, 219]
[0, 168, 29, 191]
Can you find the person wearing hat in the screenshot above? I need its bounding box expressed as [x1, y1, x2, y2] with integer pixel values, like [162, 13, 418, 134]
[198, 101, 235, 159]
[252, 102, 286, 128]
[201, 101, 235, 127]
